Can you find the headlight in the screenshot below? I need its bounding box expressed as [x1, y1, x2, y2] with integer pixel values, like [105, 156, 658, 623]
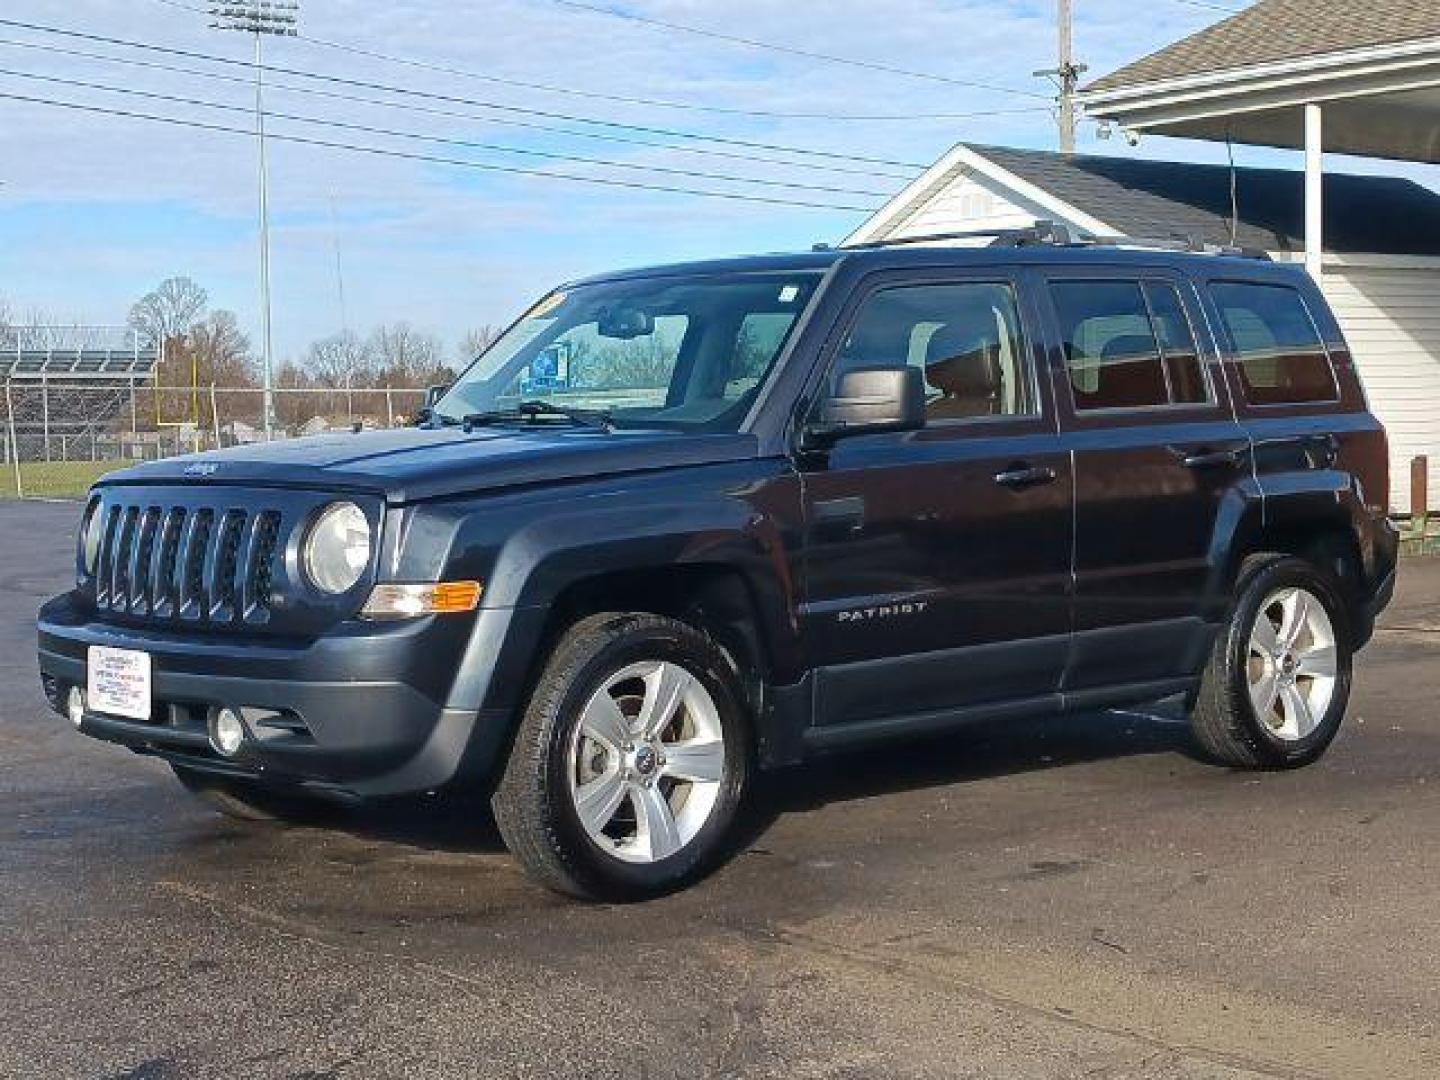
[80, 498, 105, 575]
[302, 502, 372, 594]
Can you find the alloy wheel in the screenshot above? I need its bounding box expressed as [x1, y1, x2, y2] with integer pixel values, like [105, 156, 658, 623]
[566, 660, 726, 864]
[1246, 586, 1338, 742]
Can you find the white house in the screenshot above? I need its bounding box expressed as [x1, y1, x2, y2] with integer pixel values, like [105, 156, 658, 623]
[845, 143, 1440, 514]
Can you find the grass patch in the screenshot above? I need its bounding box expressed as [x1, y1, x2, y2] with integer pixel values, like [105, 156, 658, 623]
[0, 460, 135, 500]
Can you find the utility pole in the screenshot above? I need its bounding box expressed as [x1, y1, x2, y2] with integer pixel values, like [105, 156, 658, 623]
[1034, 0, 1087, 154]
[209, 2, 298, 440]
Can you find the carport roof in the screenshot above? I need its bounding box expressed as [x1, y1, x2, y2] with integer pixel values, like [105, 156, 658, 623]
[1087, 0, 1440, 93]
[1078, 0, 1440, 163]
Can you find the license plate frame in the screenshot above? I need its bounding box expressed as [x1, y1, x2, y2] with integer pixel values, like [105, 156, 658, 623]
[87, 645, 153, 721]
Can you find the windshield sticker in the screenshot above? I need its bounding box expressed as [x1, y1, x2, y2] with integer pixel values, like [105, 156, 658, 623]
[526, 292, 567, 320]
[778, 285, 800, 303]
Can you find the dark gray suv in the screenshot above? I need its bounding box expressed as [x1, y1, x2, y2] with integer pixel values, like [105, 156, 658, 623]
[39, 232, 1399, 899]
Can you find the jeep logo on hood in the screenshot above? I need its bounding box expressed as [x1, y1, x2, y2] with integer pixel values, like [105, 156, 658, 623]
[183, 463, 220, 477]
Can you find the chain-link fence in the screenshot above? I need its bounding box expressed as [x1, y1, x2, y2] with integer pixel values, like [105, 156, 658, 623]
[1, 382, 428, 499]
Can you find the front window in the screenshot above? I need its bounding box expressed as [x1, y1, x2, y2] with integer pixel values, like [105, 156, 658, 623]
[830, 281, 1035, 421]
[435, 272, 823, 432]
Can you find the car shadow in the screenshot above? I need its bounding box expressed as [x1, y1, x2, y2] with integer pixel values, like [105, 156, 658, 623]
[758, 702, 1200, 815]
[327, 702, 1203, 859]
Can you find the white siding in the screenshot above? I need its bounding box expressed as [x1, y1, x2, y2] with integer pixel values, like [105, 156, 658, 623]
[1323, 265, 1440, 515]
[884, 169, 1047, 238]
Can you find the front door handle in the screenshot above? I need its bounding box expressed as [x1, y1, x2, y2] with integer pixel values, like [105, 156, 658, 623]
[994, 464, 1058, 489]
[813, 496, 865, 530]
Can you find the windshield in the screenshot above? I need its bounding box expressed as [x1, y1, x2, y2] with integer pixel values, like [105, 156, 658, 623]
[435, 271, 823, 432]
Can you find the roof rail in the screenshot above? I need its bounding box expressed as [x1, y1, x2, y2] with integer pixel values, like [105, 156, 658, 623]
[1087, 234, 1273, 261]
[837, 222, 1271, 260]
[840, 220, 1073, 251]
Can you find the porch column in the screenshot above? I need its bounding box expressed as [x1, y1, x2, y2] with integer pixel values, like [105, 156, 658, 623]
[1304, 103, 1324, 280]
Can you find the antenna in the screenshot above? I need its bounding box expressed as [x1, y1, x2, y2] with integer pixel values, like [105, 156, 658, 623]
[1225, 130, 1240, 248]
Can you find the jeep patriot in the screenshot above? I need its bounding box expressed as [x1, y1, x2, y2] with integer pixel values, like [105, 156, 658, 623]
[38, 233, 1399, 899]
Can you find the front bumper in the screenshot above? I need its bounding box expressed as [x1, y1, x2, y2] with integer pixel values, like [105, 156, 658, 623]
[37, 592, 515, 798]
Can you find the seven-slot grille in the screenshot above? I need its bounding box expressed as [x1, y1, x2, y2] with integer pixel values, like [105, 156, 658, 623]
[93, 502, 282, 625]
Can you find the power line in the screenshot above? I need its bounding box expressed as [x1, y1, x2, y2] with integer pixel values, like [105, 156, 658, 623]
[1168, 0, 1246, 13]
[299, 32, 1048, 123]
[0, 66, 899, 198]
[0, 36, 923, 180]
[0, 87, 882, 212]
[544, 0, 1051, 98]
[148, 0, 1034, 118]
[0, 17, 932, 171]
[149, 0, 1036, 112]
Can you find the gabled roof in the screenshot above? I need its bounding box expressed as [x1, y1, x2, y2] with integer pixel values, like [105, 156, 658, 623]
[1087, 0, 1440, 93]
[850, 144, 1440, 257]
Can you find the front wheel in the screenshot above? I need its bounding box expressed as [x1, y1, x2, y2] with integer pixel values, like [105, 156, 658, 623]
[492, 613, 751, 901]
[1190, 556, 1353, 769]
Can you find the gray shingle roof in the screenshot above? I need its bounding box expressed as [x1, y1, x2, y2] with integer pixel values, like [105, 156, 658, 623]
[1086, 0, 1440, 93]
[972, 144, 1440, 256]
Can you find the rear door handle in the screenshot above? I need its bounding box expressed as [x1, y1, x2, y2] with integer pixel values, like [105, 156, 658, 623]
[994, 464, 1058, 489]
[1170, 444, 1246, 469]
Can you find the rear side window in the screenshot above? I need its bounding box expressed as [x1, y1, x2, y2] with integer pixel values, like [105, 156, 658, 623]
[1051, 280, 1209, 411]
[1209, 282, 1338, 405]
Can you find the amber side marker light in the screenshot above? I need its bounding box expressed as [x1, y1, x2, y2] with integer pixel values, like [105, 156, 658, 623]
[360, 581, 483, 619]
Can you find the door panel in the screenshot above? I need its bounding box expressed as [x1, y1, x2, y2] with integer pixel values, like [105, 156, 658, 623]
[803, 431, 1073, 724]
[796, 271, 1074, 728]
[1043, 272, 1248, 691]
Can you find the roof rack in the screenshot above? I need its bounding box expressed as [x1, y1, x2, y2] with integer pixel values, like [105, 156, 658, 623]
[837, 221, 1271, 261]
[1088, 234, 1273, 261]
[841, 221, 1075, 251]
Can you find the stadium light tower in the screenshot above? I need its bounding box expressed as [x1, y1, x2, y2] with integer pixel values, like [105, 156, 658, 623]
[209, 1, 298, 440]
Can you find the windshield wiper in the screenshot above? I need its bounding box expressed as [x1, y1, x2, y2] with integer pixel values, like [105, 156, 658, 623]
[461, 400, 614, 433]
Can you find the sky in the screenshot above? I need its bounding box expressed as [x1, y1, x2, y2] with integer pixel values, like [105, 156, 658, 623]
[0, 0, 1435, 367]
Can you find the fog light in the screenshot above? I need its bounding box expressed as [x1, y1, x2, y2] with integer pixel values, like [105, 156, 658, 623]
[66, 686, 86, 728]
[209, 707, 247, 757]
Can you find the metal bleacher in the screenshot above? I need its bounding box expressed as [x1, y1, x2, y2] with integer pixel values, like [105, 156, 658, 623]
[0, 326, 160, 381]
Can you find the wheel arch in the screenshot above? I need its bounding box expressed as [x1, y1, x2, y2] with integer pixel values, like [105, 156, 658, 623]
[1225, 495, 1367, 629]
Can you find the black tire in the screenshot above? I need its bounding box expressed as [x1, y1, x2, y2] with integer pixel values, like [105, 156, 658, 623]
[492, 612, 751, 901]
[1190, 555, 1353, 769]
[171, 764, 328, 823]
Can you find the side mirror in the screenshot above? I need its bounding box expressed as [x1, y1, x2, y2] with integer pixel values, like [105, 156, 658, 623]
[803, 366, 925, 450]
[424, 383, 450, 409]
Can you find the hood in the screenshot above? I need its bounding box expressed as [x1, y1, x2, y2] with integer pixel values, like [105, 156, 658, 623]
[103, 425, 762, 502]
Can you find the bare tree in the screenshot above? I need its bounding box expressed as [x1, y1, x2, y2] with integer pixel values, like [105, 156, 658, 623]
[273, 360, 316, 431]
[127, 276, 208, 346]
[457, 325, 500, 365]
[189, 311, 256, 388]
[367, 322, 451, 387]
[305, 330, 375, 389]
[304, 330, 378, 423]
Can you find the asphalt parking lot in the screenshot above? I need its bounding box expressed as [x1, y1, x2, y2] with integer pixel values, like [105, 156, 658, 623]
[3, 499, 1438, 1080]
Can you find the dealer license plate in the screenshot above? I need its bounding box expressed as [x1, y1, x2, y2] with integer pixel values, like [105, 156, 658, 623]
[87, 646, 152, 721]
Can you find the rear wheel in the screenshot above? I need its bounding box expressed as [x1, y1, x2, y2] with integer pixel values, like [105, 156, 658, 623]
[493, 613, 750, 901]
[170, 764, 328, 823]
[1190, 556, 1352, 769]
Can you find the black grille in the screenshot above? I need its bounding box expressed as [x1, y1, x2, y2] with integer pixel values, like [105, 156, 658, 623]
[93, 502, 282, 626]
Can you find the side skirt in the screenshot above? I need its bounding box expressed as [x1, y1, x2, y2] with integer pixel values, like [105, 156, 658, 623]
[790, 676, 1196, 758]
